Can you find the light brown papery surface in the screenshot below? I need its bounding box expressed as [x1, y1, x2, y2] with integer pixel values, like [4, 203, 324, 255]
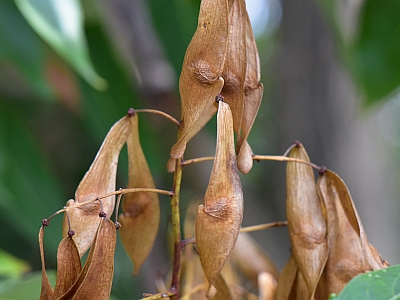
[285, 144, 328, 299]
[171, 0, 229, 158]
[119, 113, 160, 275]
[195, 101, 243, 298]
[62, 116, 130, 257]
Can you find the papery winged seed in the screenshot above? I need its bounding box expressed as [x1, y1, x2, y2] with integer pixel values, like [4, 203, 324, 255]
[119, 113, 160, 275]
[62, 115, 131, 257]
[170, 0, 229, 159]
[286, 144, 328, 298]
[195, 101, 243, 298]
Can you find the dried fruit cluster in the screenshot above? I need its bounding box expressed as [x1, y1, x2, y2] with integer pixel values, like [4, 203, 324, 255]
[39, 0, 388, 299]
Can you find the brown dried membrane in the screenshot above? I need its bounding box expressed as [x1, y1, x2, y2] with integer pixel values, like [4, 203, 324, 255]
[119, 113, 160, 275]
[62, 115, 131, 257]
[284, 144, 328, 299]
[171, 0, 229, 159]
[316, 170, 388, 298]
[195, 101, 243, 298]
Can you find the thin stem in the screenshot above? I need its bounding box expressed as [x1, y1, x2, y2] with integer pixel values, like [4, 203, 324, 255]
[170, 157, 183, 298]
[141, 291, 177, 300]
[182, 154, 321, 171]
[134, 109, 180, 127]
[240, 221, 288, 233]
[46, 188, 174, 219]
[181, 156, 214, 167]
[252, 155, 321, 170]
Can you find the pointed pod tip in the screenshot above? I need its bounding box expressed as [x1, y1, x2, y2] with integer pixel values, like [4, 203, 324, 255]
[294, 140, 301, 147]
[42, 219, 49, 227]
[206, 285, 217, 298]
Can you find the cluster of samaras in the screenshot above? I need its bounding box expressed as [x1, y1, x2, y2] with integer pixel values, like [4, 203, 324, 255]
[39, 0, 388, 299]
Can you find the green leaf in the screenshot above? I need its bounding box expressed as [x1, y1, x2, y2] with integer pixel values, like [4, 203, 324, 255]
[0, 0, 53, 100]
[350, 0, 400, 104]
[14, 0, 107, 90]
[335, 265, 400, 299]
[0, 248, 30, 279]
[0, 270, 55, 299]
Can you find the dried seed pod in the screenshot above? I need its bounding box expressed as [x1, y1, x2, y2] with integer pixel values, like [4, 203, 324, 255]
[58, 218, 116, 300]
[316, 169, 388, 297]
[230, 232, 279, 287]
[170, 0, 229, 159]
[53, 237, 82, 298]
[275, 255, 297, 300]
[286, 144, 328, 298]
[212, 275, 234, 300]
[39, 227, 54, 300]
[315, 169, 372, 297]
[237, 15, 263, 174]
[195, 101, 244, 298]
[119, 114, 160, 275]
[62, 116, 131, 256]
[220, 0, 247, 135]
[258, 272, 277, 300]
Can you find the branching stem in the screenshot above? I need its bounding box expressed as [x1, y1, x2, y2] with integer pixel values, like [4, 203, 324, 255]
[46, 188, 174, 221]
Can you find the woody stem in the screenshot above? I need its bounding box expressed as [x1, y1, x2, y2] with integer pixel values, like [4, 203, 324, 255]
[170, 157, 183, 297]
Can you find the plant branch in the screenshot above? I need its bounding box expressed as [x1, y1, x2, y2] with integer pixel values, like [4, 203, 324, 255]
[182, 154, 322, 171]
[170, 157, 183, 298]
[46, 188, 174, 221]
[240, 221, 288, 233]
[134, 109, 180, 127]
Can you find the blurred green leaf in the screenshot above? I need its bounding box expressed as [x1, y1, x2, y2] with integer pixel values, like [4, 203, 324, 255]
[0, 270, 55, 299]
[334, 265, 400, 299]
[0, 99, 65, 261]
[0, 0, 53, 100]
[0, 248, 30, 279]
[14, 0, 107, 90]
[350, 0, 400, 104]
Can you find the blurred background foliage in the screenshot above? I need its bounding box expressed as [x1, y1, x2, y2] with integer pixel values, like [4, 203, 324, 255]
[1, 0, 400, 298]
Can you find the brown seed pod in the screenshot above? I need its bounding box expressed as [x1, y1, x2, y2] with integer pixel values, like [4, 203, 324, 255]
[57, 218, 117, 300]
[237, 14, 263, 174]
[285, 144, 328, 299]
[316, 170, 388, 297]
[62, 116, 131, 257]
[119, 113, 160, 275]
[170, 0, 229, 159]
[39, 227, 54, 300]
[195, 101, 243, 298]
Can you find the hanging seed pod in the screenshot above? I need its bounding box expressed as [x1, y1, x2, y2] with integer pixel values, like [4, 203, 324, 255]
[317, 170, 388, 287]
[237, 15, 263, 174]
[39, 227, 54, 300]
[275, 255, 297, 300]
[230, 232, 279, 287]
[195, 101, 244, 298]
[286, 144, 328, 299]
[220, 0, 247, 136]
[170, 0, 229, 159]
[119, 113, 160, 275]
[57, 218, 116, 300]
[53, 237, 82, 298]
[258, 272, 277, 300]
[62, 115, 131, 256]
